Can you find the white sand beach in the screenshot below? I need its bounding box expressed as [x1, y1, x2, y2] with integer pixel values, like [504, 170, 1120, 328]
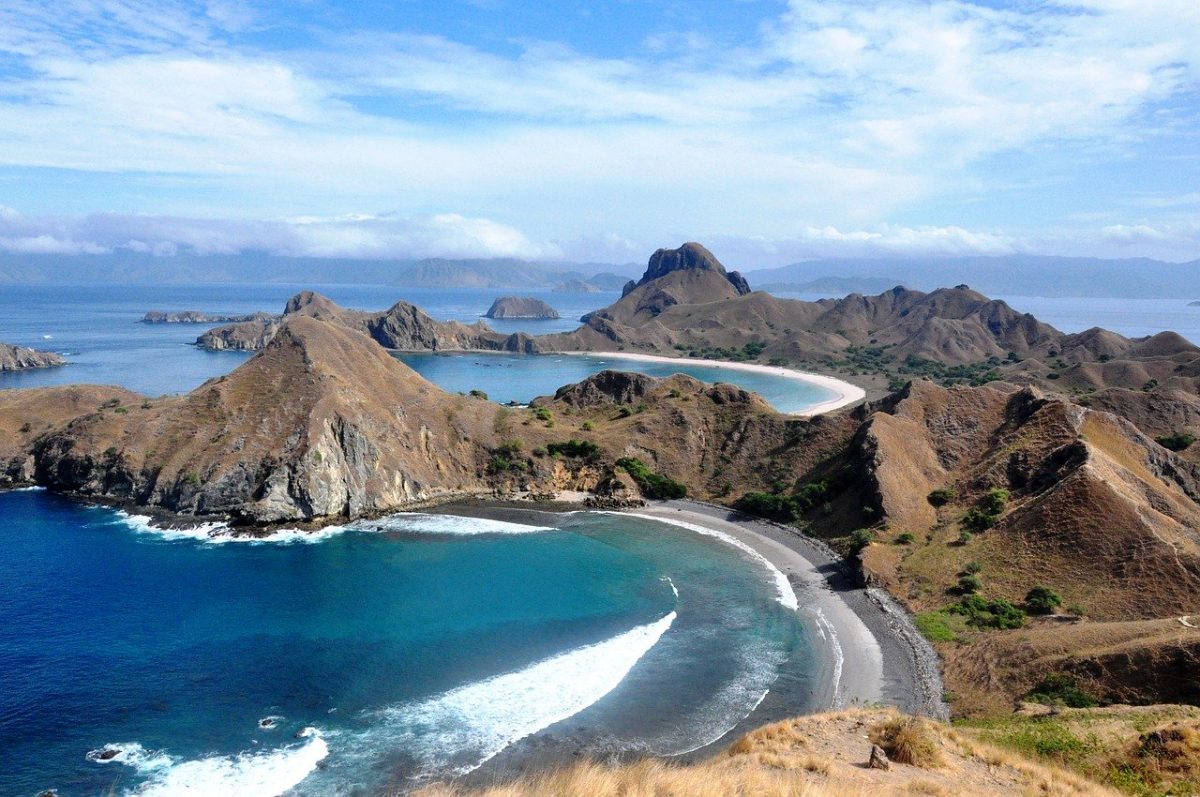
[557, 351, 866, 416]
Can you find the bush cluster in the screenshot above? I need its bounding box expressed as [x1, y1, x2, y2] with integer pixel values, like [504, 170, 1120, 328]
[950, 594, 1026, 629]
[546, 439, 601, 462]
[616, 457, 687, 500]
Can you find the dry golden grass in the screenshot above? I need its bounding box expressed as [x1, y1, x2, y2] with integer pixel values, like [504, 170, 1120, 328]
[412, 709, 1119, 797]
[869, 717, 944, 768]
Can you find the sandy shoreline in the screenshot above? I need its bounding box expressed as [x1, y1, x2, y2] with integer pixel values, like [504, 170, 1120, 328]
[437, 497, 945, 789]
[554, 350, 867, 416]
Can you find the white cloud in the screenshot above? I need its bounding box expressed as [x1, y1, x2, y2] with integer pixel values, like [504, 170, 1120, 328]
[0, 1, 1196, 256]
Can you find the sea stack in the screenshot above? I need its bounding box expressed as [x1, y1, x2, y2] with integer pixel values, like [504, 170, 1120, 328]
[484, 297, 561, 320]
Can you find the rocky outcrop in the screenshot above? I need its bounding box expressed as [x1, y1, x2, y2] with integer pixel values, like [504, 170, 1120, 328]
[0, 342, 65, 371]
[580, 242, 753, 329]
[197, 291, 546, 354]
[142, 311, 270, 324]
[484, 297, 561, 319]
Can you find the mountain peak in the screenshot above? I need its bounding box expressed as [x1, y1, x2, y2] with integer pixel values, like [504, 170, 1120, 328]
[636, 242, 751, 296]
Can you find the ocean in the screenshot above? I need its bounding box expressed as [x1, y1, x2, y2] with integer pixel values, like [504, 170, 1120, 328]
[0, 490, 814, 796]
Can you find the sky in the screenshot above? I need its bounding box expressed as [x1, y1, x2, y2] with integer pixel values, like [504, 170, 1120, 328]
[0, 0, 1198, 267]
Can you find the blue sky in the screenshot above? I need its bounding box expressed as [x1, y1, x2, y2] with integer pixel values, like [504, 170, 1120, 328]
[0, 0, 1197, 266]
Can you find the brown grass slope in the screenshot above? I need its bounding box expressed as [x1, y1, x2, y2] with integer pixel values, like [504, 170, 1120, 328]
[416, 708, 1115, 797]
[829, 381, 1200, 712]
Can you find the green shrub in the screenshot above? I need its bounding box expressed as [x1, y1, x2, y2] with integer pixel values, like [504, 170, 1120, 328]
[581, 420, 595, 431]
[546, 440, 601, 461]
[616, 457, 687, 500]
[957, 530, 973, 545]
[1026, 674, 1097, 708]
[958, 574, 983, 594]
[895, 532, 916, 545]
[914, 611, 958, 643]
[964, 560, 983, 574]
[617, 406, 633, 418]
[962, 507, 997, 532]
[927, 488, 957, 507]
[469, 389, 488, 400]
[183, 472, 201, 487]
[532, 406, 552, 422]
[1025, 585, 1063, 615]
[848, 528, 875, 554]
[950, 594, 1026, 630]
[734, 492, 797, 522]
[1156, 432, 1197, 452]
[981, 488, 1010, 515]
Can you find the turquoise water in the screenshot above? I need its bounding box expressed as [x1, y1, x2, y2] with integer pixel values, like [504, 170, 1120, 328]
[0, 490, 814, 796]
[396, 352, 835, 413]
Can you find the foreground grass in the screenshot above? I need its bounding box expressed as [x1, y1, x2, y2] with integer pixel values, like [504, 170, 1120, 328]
[957, 705, 1200, 797]
[414, 708, 1115, 797]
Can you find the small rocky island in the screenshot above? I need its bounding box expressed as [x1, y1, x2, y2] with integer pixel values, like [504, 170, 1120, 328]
[142, 310, 271, 324]
[0, 342, 65, 371]
[484, 296, 561, 320]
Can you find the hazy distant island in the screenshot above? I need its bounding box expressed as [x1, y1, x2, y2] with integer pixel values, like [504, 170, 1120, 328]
[483, 297, 560, 320]
[141, 310, 272, 324]
[0, 342, 64, 371]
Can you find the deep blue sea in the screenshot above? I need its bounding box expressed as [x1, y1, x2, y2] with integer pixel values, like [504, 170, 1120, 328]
[0, 490, 814, 796]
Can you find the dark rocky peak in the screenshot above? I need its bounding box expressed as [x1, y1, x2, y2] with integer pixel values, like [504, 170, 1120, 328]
[283, 290, 341, 316]
[553, 370, 664, 407]
[637, 242, 751, 296]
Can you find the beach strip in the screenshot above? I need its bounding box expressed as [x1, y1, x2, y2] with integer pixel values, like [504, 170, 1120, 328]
[555, 351, 866, 416]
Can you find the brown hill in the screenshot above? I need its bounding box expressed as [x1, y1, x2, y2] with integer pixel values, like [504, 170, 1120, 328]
[579, 242, 752, 328]
[33, 316, 503, 522]
[0, 342, 65, 371]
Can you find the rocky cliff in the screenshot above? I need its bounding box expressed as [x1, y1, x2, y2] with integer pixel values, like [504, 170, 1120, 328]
[484, 297, 560, 319]
[0, 342, 65, 371]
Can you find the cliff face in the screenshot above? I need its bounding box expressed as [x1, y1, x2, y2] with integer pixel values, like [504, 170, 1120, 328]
[0, 342, 65, 371]
[484, 297, 560, 319]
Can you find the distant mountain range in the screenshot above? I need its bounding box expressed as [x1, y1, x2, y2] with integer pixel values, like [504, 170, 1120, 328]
[0, 252, 639, 291]
[0, 251, 1197, 299]
[745, 254, 1200, 299]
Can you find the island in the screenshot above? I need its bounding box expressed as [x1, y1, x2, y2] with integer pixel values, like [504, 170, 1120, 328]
[484, 296, 561, 319]
[141, 310, 271, 324]
[553, 279, 602, 294]
[0, 342, 65, 371]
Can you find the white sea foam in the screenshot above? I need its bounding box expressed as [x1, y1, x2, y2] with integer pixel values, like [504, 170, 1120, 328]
[108, 510, 347, 545]
[810, 607, 846, 708]
[364, 611, 676, 776]
[353, 512, 554, 536]
[9, 485, 46, 492]
[92, 728, 328, 797]
[616, 513, 799, 610]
